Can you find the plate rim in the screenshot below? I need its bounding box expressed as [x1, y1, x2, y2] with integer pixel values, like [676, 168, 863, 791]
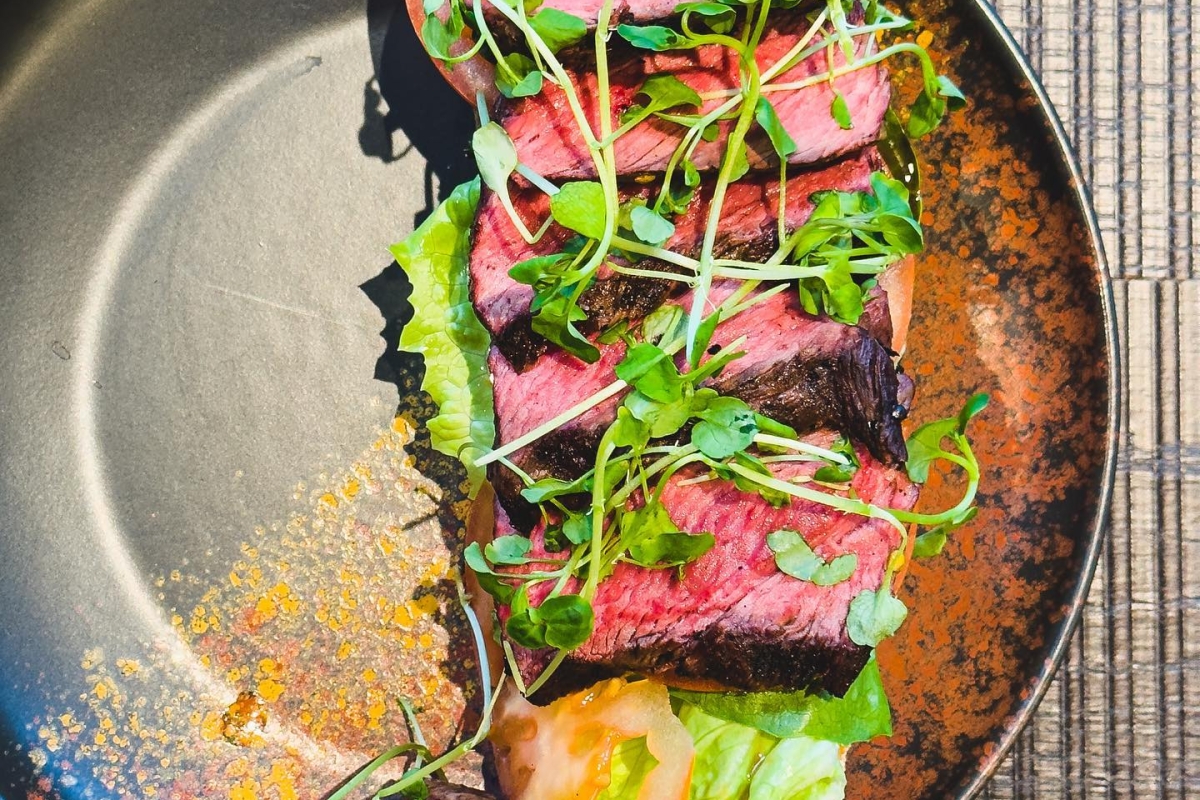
[0, 0, 1122, 795]
[949, 1, 1119, 796]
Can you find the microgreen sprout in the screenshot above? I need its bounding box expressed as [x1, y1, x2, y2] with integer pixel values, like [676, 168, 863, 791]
[413, 0, 977, 700]
[327, 579, 505, 800]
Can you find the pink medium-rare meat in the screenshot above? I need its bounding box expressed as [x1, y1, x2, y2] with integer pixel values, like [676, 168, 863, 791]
[487, 279, 908, 529]
[487, 0, 719, 31]
[499, 21, 890, 179]
[497, 442, 918, 696]
[471, 149, 881, 371]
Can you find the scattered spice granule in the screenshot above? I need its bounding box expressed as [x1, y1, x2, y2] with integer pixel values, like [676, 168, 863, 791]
[25, 414, 485, 796]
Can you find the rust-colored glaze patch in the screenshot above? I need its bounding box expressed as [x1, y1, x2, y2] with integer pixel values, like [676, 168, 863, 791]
[845, 1, 1109, 797]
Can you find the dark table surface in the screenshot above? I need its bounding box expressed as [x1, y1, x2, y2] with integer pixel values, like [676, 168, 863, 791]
[985, 0, 1199, 797]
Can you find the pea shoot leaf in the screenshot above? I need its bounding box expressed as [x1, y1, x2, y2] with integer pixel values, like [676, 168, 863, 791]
[485, 535, 533, 565]
[937, 75, 967, 110]
[908, 392, 989, 484]
[675, 0, 736, 33]
[689, 309, 722, 370]
[846, 583, 908, 647]
[505, 592, 594, 651]
[521, 471, 594, 503]
[616, 24, 687, 51]
[630, 205, 676, 246]
[563, 511, 593, 545]
[529, 8, 587, 53]
[753, 414, 798, 441]
[473, 121, 519, 197]
[813, 463, 856, 484]
[727, 143, 750, 181]
[708, 451, 790, 507]
[754, 96, 797, 158]
[505, 608, 547, 648]
[597, 319, 630, 345]
[620, 74, 703, 132]
[422, 9, 466, 61]
[831, 90, 853, 130]
[767, 530, 859, 586]
[531, 290, 600, 362]
[907, 75, 966, 138]
[641, 304, 686, 345]
[508, 253, 572, 287]
[611, 406, 651, 449]
[496, 53, 544, 99]
[957, 392, 990, 433]
[692, 396, 757, 459]
[913, 506, 978, 558]
[619, 501, 713, 569]
[463, 542, 516, 605]
[624, 384, 694, 438]
[616, 344, 684, 403]
[629, 530, 716, 568]
[911, 529, 947, 558]
[539, 595, 595, 649]
[550, 180, 607, 240]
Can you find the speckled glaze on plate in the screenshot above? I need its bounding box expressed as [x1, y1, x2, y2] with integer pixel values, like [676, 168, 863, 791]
[0, 0, 1114, 798]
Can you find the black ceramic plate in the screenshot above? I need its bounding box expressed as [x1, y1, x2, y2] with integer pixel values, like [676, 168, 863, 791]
[0, 1, 1115, 798]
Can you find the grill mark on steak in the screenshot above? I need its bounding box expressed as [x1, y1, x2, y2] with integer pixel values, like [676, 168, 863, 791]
[471, 150, 881, 372]
[498, 16, 889, 179]
[497, 443, 918, 696]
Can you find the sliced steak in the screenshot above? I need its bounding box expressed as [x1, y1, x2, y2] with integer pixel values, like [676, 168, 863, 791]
[487, 0, 814, 33]
[471, 150, 880, 371]
[488, 280, 907, 529]
[499, 19, 889, 179]
[498, 440, 918, 696]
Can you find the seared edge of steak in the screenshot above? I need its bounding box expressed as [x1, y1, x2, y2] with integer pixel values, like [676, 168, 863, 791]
[488, 281, 907, 528]
[496, 446, 917, 697]
[469, 150, 881, 372]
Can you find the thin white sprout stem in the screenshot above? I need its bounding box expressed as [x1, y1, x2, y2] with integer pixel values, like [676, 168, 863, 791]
[475, 90, 489, 124]
[502, 640, 528, 694]
[475, 380, 628, 467]
[516, 164, 560, 196]
[455, 576, 494, 713]
[725, 460, 905, 533]
[752, 433, 849, 463]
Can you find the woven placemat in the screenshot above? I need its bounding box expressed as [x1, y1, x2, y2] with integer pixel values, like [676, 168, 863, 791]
[983, 0, 1199, 796]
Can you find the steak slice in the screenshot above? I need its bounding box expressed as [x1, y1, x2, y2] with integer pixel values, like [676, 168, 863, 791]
[499, 19, 889, 179]
[471, 150, 880, 372]
[488, 280, 908, 529]
[497, 440, 918, 696]
[487, 0, 814, 32]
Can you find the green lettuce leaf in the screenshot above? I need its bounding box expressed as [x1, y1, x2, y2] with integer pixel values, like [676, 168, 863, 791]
[597, 736, 659, 800]
[747, 736, 845, 800]
[681, 704, 776, 800]
[677, 704, 847, 800]
[671, 655, 891, 745]
[389, 178, 495, 494]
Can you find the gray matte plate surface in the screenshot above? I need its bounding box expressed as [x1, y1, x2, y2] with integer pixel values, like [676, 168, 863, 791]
[0, 1, 1114, 798]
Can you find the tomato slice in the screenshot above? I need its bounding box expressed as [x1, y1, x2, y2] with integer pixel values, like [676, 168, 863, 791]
[490, 678, 694, 800]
